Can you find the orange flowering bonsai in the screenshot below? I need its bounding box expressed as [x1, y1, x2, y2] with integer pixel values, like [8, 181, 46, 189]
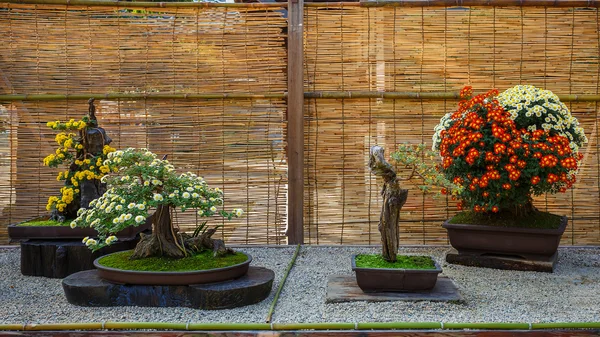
[433, 85, 586, 219]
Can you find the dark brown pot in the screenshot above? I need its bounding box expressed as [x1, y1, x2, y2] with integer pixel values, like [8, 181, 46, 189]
[442, 216, 567, 260]
[351, 255, 442, 293]
[94, 251, 252, 285]
[8, 215, 153, 241]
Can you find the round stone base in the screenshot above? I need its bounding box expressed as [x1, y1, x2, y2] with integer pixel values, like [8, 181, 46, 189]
[62, 267, 274, 309]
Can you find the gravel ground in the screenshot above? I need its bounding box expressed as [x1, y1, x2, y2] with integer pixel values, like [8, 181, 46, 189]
[1, 246, 600, 324]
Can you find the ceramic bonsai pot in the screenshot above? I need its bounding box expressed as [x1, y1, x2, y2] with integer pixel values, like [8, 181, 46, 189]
[93, 251, 252, 285]
[8, 215, 153, 241]
[442, 216, 568, 260]
[351, 255, 442, 293]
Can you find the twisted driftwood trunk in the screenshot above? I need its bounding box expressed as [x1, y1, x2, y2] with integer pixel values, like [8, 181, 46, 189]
[368, 145, 408, 262]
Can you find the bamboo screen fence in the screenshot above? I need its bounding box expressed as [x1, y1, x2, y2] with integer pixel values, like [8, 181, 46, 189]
[0, 3, 289, 244]
[1, 1, 600, 246]
[303, 5, 600, 245]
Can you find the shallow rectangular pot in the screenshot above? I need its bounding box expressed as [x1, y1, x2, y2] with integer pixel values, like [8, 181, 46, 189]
[8, 215, 153, 241]
[442, 216, 567, 260]
[351, 255, 442, 293]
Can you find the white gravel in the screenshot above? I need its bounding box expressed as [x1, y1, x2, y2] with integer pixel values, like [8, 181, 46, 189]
[1, 246, 600, 324]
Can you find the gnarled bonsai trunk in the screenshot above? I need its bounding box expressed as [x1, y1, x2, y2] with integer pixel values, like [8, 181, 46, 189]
[131, 204, 185, 259]
[369, 146, 408, 263]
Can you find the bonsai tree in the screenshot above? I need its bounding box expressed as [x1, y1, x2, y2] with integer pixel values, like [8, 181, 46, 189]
[368, 144, 457, 262]
[43, 98, 115, 222]
[72, 147, 243, 259]
[432, 85, 586, 217]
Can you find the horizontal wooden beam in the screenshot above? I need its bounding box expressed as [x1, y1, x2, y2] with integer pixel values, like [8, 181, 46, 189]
[2, 91, 600, 102]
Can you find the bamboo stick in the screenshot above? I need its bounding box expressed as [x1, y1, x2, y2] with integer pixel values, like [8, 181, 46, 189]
[2, 92, 600, 102]
[1, 0, 286, 8]
[357, 0, 600, 7]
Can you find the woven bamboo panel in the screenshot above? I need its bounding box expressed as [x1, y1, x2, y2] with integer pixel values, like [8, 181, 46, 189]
[304, 6, 600, 245]
[0, 4, 288, 244]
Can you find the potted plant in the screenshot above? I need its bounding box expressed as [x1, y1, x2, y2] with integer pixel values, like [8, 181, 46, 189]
[434, 85, 587, 264]
[353, 144, 456, 293]
[8, 99, 149, 241]
[72, 147, 247, 286]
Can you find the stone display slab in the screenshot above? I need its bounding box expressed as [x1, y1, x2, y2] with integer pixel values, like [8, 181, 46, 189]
[20, 237, 140, 278]
[62, 267, 274, 309]
[326, 275, 463, 303]
[445, 248, 557, 273]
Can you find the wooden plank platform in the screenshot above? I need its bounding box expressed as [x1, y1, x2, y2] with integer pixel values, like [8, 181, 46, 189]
[326, 275, 463, 303]
[445, 249, 557, 273]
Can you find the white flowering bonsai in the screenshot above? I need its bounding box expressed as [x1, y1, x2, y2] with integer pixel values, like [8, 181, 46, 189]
[72, 148, 243, 259]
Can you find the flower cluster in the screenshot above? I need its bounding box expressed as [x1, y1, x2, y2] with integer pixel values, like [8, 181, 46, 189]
[433, 86, 586, 213]
[497, 85, 587, 153]
[73, 148, 244, 250]
[43, 116, 115, 214]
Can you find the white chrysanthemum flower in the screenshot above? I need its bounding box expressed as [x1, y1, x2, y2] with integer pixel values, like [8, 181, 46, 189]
[105, 236, 117, 245]
[153, 194, 164, 202]
[182, 192, 190, 199]
[210, 206, 217, 212]
[197, 210, 204, 215]
[186, 187, 194, 192]
[192, 193, 199, 198]
[135, 215, 145, 223]
[116, 205, 123, 211]
[128, 203, 136, 209]
[169, 193, 175, 198]
[82, 236, 89, 244]
[144, 181, 150, 186]
[137, 204, 146, 210]
[70, 221, 77, 229]
[125, 214, 132, 220]
[85, 238, 97, 246]
[234, 208, 244, 217]
[152, 179, 162, 186]
[113, 218, 121, 224]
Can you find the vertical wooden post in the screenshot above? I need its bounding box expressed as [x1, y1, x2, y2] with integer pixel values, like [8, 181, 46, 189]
[287, 0, 304, 244]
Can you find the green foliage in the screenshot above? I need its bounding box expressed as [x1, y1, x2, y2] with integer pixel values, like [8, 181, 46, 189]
[355, 254, 436, 270]
[73, 148, 243, 251]
[450, 210, 562, 229]
[97, 250, 249, 272]
[390, 143, 461, 196]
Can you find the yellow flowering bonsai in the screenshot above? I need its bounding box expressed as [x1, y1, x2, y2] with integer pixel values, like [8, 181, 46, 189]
[43, 98, 115, 223]
[73, 148, 243, 259]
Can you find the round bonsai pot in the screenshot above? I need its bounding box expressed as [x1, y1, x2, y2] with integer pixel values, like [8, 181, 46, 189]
[93, 251, 252, 285]
[442, 216, 567, 260]
[8, 215, 152, 241]
[351, 255, 442, 293]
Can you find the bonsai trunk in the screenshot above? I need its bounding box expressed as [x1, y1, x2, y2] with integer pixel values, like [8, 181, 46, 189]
[369, 146, 409, 263]
[130, 204, 185, 259]
[507, 200, 537, 218]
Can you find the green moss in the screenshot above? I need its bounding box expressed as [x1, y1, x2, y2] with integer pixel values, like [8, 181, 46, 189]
[449, 210, 562, 229]
[355, 254, 436, 270]
[97, 250, 249, 272]
[17, 219, 68, 227]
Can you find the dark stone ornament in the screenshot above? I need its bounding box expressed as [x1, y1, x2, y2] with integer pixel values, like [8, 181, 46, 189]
[62, 267, 274, 309]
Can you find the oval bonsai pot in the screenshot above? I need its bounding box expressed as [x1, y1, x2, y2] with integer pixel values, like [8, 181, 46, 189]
[442, 216, 567, 260]
[8, 215, 153, 241]
[94, 251, 252, 285]
[351, 255, 442, 293]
